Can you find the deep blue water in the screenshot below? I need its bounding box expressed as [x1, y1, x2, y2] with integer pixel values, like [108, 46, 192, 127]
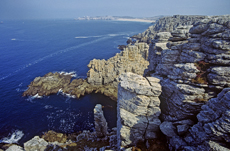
[0, 20, 150, 144]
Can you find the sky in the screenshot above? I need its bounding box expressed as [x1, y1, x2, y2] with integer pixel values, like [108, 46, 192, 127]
[0, 0, 230, 20]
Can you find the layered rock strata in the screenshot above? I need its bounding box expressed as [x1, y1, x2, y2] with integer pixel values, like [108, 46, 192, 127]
[132, 15, 207, 43]
[117, 72, 162, 147]
[144, 15, 230, 150]
[87, 42, 149, 88]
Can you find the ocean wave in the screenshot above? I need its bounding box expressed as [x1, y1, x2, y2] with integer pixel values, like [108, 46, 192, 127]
[0, 130, 24, 144]
[75, 35, 102, 39]
[44, 105, 53, 109]
[58, 71, 77, 77]
[75, 36, 88, 39]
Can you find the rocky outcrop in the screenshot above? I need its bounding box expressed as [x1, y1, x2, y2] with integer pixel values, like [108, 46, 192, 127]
[144, 15, 230, 150]
[87, 42, 149, 87]
[117, 72, 162, 147]
[23, 43, 149, 101]
[132, 15, 207, 43]
[94, 104, 108, 138]
[23, 72, 73, 96]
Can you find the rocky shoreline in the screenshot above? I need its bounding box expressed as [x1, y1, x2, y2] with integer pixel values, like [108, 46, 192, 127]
[4, 14, 230, 151]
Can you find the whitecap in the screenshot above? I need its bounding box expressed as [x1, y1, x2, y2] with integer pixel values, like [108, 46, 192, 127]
[0, 130, 24, 144]
[57, 88, 76, 98]
[33, 94, 43, 99]
[11, 38, 16, 41]
[44, 105, 53, 109]
[58, 71, 77, 77]
[75, 36, 88, 38]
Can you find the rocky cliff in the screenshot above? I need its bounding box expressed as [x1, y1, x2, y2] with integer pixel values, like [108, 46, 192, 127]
[132, 15, 207, 43]
[20, 15, 230, 150]
[117, 72, 162, 146]
[139, 15, 230, 150]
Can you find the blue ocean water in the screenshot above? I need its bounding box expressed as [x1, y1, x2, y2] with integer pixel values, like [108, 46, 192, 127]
[0, 20, 150, 144]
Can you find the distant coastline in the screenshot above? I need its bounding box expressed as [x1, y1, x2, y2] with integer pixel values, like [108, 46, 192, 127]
[74, 16, 163, 23]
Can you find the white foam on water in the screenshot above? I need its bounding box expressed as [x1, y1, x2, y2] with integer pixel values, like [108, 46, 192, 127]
[33, 93, 43, 99]
[44, 105, 53, 109]
[58, 71, 77, 77]
[47, 108, 83, 133]
[57, 88, 76, 99]
[0, 130, 24, 144]
[75, 36, 88, 38]
[26, 93, 42, 102]
[11, 38, 16, 41]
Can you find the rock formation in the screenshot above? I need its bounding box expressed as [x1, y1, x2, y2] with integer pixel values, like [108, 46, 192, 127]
[23, 72, 73, 96]
[142, 15, 230, 150]
[23, 43, 149, 101]
[20, 14, 230, 150]
[87, 42, 149, 88]
[117, 72, 162, 147]
[94, 104, 108, 138]
[132, 15, 207, 43]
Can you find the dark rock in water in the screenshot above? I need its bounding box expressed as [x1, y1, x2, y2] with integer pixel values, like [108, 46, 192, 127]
[118, 45, 127, 50]
[23, 72, 72, 97]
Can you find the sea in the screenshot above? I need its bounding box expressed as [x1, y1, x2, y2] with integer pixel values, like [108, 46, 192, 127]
[0, 19, 151, 145]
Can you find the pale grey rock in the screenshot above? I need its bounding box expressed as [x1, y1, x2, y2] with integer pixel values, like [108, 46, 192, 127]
[154, 32, 172, 42]
[118, 72, 161, 96]
[160, 121, 177, 137]
[87, 43, 149, 87]
[160, 79, 206, 121]
[207, 67, 230, 89]
[208, 141, 230, 151]
[6, 145, 24, 151]
[24, 136, 48, 151]
[117, 73, 162, 147]
[94, 104, 108, 137]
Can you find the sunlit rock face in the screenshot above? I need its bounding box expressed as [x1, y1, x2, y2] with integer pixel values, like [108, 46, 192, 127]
[117, 72, 162, 147]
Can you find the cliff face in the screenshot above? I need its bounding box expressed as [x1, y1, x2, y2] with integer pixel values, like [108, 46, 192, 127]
[87, 42, 149, 90]
[132, 15, 207, 43]
[117, 72, 162, 146]
[133, 15, 230, 150]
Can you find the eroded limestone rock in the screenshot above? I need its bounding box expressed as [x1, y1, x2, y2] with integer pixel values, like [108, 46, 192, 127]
[117, 72, 162, 147]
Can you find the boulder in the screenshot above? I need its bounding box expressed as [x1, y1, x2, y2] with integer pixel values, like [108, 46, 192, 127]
[24, 136, 48, 151]
[160, 122, 177, 137]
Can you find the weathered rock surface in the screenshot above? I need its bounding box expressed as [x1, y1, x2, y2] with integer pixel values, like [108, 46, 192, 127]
[132, 15, 207, 43]
[143, 15, 230, 150]
[117, 72, 162, 147]
[24, 136, 48, 151]
[87, 42, 149, 87]
[94, 104, 108, 138]
[5, 145, 24, 151]
[23, 72, 72, 96]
